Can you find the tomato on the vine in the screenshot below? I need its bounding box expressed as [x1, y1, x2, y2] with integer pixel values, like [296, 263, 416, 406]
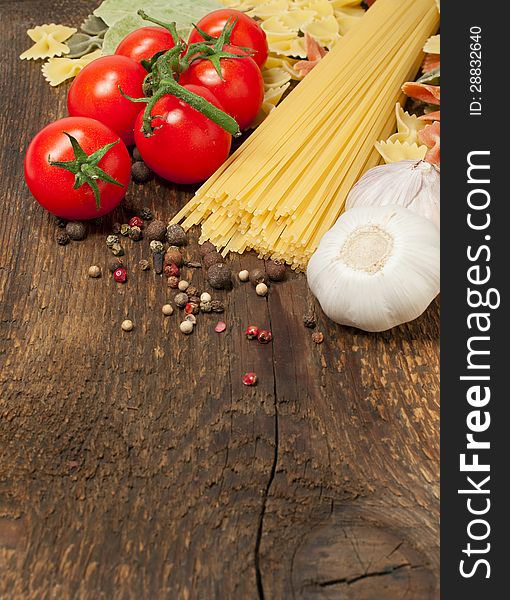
[24, 117, 131, 220]
[180, 45, 264, 130]
[134, 85, 232, 184]
[67, 55, 146, 146]
[188, 9, 268, 69]
[115, 26, 176, 63]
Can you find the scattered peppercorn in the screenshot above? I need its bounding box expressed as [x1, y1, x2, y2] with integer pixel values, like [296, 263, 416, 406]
[203, 251, 224, 269]
[56, 232, 70, 246]
[129, 216, 143, 228]
[120, 224, 131, 237]
[215, 321, 227, 333]
[179, 320, 194, 335]
[200, 301, 212, 313]
[186, 286, 199, 298]
[149, 240, 164, 254]
[111, 243, 124, 257]
[208, 263, 232, 289]
[238, 270, 250, 282]
[153, 253, 164, 274]
[88, 265, 101, 278]
[106, 235, 119, 248]
[112, 222, 122, 234]
[245, 326, 259, 340]
[266, 260, 286, 282]
[140, 207, 153, 221]
[164, 246, 183, 267]
[242, 372, 257, 386]
[303, 313, 316, 328]
[121, 319, 134, 332]
[199, 241, 216, 256]
[113, 268, 127, 283]
[162, 304, 174, 316]
[185, 302, 200, 315]
[211, 300, 225, 313]
[66, 221, 87, 241]
[185, 261, 202, 269]
[185, 314, 197, 324]
[166, 224, 187, 246]
[178, 280, 189, 292]
[312, 331, 324, 344]
[128, 226, 142, 241]
[132, 147, 143, 162]
[108, 257, 123, 272]
[146, 220, 167, 242]
[131, 161, 151, 183]
[164, 263, 180, 278]
[167, 276, 179, 288]
[249, 268, 268, 287]
[257, 330, 273, 344]
[200, 292, 212, 303]
[256, 283, 269, 297]
[139, 259, 151, 271]
[55, 216, 67, 228]
[174, 293, 189, 308]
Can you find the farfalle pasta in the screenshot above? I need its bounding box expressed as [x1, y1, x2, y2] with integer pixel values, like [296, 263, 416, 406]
[41, 49, 102, 86]
[375, 140, 428, 164]
[20, 24, 77, 60]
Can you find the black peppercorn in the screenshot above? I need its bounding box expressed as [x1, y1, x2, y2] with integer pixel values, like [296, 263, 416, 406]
[166, 224, 187, 246]
[56, 232, 70, 246]
[145, 219, 167, 242]
[120, 224, 131, 236]
[140, 207, 153, 221]
[153, 252, 164, 274]
[249, 268, 268, 287]
[108, 257, 124, 273]
[164, 246, 183, 267]
[132, 147, 143, 162]
[131, 161, 151, 183]
[203, 251, 224, 269]
[208, 263, 232, 290]
[303, 313, 316, 329]
[128, 226, 142, 241]
[199, 241, 216, 256]
[266, 260, 286, 282]
[65, 221, 87, 241]
[55, 216, 67, 228]
[139, 259, 150, 271]
[211, 300, 225, 313]
[186, 286, 199, 298]
[188, 295, 201, 305]
[112, 222, 122, 234]
[184, 260, 202, 269]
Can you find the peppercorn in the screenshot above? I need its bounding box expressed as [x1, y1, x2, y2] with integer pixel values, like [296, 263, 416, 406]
[164, 246, 183, 267]
[114, 268, 127, 283]
[132, 146, 143, 162]
[56, 232, 70, 246]
[178, 280, 189, 292]
[188, 296, 200, 307]
[266, 260, 286, 282]
[88, 265, 101, 278]
[139, 259, 151, 271]
[164, 263, 180, 278]
[153, 253, 164, 274]
[55, 216, 67, 228]
[128, 226, 142, 241]
[185, 314, 197, 324]
[211, 300, 225, 313]
[257, 330, 273, 344]
[200, 301, 212, 313]
[131, 161, 151, 183]
[303, 313, 316, 329]
[162, 304, 174, 316]
[245, 326, 259, 340]
[167, 276, 179, 289]
[66, 221, 87, 241]
[200, 292, 212, 303]
[185, 261, 202, 269]
[166, 224, 187, 246]
[120, 224, 131, 237]
[242, 372, 257, 386]
[150, 240, 164, 254]
[249, 268, 268, 286]
[208, 263, 232, 289]
[129, 216, 143, 228]
[256, 283, 269, 297]
[199, 241, 216, 256]
[111, 243, 124, 257]
[215, 321, 226, 333]
[140, 207, 153, 221]
[106, 235, 119, 248]
[186, 286, 199, 298]
[203, 251, 224, 269]
[112, 222, 122, 234]
[185, 302, 200, 315]
[179, 320, 193, 335]
[146, 220, 167, 242]
[174, 292, 189, 308]
[121, 319, 134, 332]
[312, 332, 324, 344]
[238, 270, 250, 282]
[108, 257, 124, 273]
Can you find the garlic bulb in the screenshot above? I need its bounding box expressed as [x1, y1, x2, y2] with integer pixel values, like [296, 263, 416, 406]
[307, 206, 440, 332]
[345, 160, 440, 229]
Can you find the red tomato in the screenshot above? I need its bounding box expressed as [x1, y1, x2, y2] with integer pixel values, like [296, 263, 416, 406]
[180, 45, 264, 130]
[67, 55, 146, 146]
[24, 117, 131, 220]
[188, 9, 268, 69]
[134, 85, 232, 184]
[115, 26, 176, 63]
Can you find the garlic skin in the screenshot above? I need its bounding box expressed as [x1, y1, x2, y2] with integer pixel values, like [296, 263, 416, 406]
[307, 206, 440, 332]
[345, 160, 440, 229]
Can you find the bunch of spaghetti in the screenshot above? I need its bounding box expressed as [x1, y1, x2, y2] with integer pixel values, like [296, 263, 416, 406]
[172, 0, 439, 270]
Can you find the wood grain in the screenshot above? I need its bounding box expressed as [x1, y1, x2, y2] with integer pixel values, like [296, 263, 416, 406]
[0, 1, 440, 598]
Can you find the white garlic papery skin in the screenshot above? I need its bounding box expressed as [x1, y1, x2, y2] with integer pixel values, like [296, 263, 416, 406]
[307, 206, 440, 332]
[345, 160, 440, 229]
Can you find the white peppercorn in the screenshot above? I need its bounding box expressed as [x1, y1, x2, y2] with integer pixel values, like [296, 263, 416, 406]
[121, 320, 134, 332]
[256, 283, 269, 297]
[88, 265, 101, 278]
[238, 270, 250, 282]
[179, 320, 194, 334]
[200, 292, 212, 303]
[162, 304, 174, 316]
[178, 280, 189, 292]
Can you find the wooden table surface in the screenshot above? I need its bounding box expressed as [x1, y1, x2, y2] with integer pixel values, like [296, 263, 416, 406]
[0, 2, 440, 598]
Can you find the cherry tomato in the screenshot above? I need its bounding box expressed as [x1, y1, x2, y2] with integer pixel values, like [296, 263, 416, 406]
[188, 9, 268, 69]
[67, 55, 146, 146]
[180, 45, 264, 130]
[134, 85, 232, 184]
[115, 26, 176, 63]
[24, 117, 131, 220]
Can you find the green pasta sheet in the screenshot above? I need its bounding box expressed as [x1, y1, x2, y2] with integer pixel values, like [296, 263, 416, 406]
[94, 0, 221, 55]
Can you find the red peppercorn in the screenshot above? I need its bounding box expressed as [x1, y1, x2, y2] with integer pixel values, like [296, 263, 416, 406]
[245, 325, 259, 340]
[242, 372, 257, 386]
[257, 330, 273, 344]
[164, 263, 180, 278]
[129, 216, 143, 228]
[113, 267, 127, 283]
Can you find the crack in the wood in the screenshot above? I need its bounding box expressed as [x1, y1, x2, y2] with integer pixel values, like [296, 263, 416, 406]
[254, 293, 279, 600]
[317, 563, 421, 588]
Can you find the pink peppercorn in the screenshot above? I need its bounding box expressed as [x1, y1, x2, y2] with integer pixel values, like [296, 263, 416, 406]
[164, 263, 180, 278]
[113, 268, 127, 283]
[245, 325, 259, 340]
[257, 330, 273, 344]
[129, 216, 143, 228]
[242, 372, 257, 386]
